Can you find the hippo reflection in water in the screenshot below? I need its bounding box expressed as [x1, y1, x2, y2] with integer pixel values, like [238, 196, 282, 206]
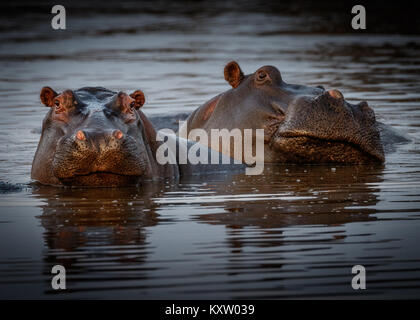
[35, 185, 162, 262]
[180, 61, 386, 164]
[31, 86, 243, 187]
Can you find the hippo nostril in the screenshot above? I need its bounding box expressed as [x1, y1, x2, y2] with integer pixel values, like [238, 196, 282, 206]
[113, 130, 124, 140]
[358, 101, 375, 122]
[76, 130, 86, 141]
[328, 89, 344, 99]
[359, 101, 369, 109]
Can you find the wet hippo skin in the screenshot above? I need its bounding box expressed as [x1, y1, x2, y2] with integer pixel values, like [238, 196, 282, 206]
[31, 86, 243, 187]
[180, 61, 386, 164]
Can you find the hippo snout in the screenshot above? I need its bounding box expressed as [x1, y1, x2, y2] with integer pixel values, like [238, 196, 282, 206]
[52, 128, 147, 182]
[271, 92, 385, 163]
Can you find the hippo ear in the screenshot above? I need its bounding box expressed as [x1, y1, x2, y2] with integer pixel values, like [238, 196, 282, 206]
[40, 87, 58, 107]
[129, 90, 146, 109]
[224, 61, 244, 88]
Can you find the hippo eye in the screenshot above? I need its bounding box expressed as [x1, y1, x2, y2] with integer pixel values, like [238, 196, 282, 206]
[256, 71, 269, 84]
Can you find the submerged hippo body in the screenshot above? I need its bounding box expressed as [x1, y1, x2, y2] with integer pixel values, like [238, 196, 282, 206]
[32, 86, 242, 187]
[180, 61, 385, 164]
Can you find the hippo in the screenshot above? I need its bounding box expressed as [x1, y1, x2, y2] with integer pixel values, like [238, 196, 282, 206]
[31, 86, 243, 187]
[179, 61, 386, 164]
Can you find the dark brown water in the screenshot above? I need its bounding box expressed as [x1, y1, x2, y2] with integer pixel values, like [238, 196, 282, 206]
[0, 2, 420, 299]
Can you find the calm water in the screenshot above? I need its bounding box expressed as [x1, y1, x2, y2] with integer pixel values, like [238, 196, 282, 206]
[1, 3, 420, 299]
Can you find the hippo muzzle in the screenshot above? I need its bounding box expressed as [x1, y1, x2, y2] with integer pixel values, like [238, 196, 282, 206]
[270, 90, 385, 163]
[52, 128, 148, 186]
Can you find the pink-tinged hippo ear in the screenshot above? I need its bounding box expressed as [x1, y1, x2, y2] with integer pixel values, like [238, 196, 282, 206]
[129, 90, 145, 109]
[40, 87, 58, 107]
[224, 61, 244, 88]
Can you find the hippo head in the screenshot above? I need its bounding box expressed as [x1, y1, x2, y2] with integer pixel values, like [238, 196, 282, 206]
[31, 86, 174, 187]
[189, 61, 384, 164]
